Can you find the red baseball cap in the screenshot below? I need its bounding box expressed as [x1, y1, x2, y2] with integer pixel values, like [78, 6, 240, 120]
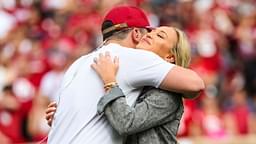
[101, 5, 151, 40]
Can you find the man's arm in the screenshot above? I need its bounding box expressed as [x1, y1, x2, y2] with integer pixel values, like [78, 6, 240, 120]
[160, 66, 205, 99]
[97, 86, 182, 136]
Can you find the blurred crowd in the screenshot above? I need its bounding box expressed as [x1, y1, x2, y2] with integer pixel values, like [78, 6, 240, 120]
[0, 0, 255, 143]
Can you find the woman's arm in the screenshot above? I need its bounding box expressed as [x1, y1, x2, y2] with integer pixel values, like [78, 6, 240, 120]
[92, 52, 204, 100]
[92, 52, 183, 135]
[160, 66, 205, 99]
[45, 102, 57, 126]
[97, 86, 182, 136]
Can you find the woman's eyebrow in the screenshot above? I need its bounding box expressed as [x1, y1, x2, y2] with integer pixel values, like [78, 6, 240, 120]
[159, 30, 168, 38]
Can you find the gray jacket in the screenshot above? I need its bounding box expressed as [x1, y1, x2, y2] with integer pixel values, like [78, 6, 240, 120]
[97, 86, 184, 144]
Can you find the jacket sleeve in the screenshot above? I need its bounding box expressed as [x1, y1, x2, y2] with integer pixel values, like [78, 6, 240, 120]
[97, 86, 182, 136]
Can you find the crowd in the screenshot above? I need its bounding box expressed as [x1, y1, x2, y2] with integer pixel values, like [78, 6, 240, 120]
[0, 0, 255, 143]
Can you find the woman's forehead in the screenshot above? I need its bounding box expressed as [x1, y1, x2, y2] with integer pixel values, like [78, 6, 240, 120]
[157, 26, 175, 34]
[157, 26, 177, 41]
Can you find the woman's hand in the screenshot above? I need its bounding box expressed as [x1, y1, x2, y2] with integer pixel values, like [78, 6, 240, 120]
[45, 102, 57, 127]
[91, 52, 119, 84]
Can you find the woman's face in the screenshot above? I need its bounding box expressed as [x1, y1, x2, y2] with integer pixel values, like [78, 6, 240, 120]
[136, 26, 178, 59]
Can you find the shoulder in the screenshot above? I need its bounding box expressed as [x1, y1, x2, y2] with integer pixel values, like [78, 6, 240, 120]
[142, 88, 182, 103]
[119, 48, 167, 68]
[105, 43, 162, 60]
[123, 48, 161, 60]
[144, 87, 180, 97]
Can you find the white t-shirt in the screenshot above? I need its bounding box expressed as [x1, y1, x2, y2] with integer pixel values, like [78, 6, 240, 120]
[48, 43, 174, 144]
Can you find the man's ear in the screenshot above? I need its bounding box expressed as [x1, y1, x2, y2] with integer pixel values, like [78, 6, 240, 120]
[165, 54, 175, 64]
[131, 28, 141, 43]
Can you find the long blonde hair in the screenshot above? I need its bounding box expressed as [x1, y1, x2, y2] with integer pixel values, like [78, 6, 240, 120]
[170, 28, 191, 68]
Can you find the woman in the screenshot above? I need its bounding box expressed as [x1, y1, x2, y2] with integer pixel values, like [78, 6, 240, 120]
[46, 26, 191, 144]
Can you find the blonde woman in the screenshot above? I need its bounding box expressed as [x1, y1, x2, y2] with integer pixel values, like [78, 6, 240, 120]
[47, 26, 193, 144]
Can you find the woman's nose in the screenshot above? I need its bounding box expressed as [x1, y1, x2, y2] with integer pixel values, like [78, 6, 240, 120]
[146, 32, 153, 39]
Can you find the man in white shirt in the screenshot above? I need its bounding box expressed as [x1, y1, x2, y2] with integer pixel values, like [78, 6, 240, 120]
[48, 5, 204, 144]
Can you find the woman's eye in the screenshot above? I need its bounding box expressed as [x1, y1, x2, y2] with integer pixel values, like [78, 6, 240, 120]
[157, 34, 164, 39]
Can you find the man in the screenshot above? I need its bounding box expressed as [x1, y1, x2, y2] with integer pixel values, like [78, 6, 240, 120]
[48, 5, 204, 144]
